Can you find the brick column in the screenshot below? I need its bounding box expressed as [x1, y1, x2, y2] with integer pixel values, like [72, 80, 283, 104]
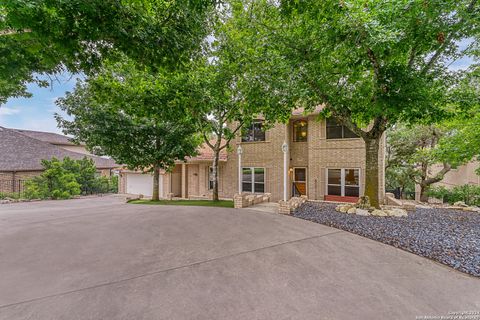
[181, 163, 187, 199]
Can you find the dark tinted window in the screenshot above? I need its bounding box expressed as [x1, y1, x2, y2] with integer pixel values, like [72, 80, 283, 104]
[242, 120, 265, 142]
[326, 118, 359, 139]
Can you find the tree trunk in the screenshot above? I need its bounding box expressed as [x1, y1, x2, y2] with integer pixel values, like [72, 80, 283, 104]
[212, 149, 220, 201]
[419, 183, 429, 202]
[152, 165, 160, 201]
[364, 136, 381, 208]
[418, 163, 451, 203]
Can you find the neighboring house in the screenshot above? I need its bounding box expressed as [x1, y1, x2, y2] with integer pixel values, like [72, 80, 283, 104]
[14, 128, 92, 155]
[415, 161, 480, 201]
[0, 127, 117, 192]
[120, 110, 386, 203]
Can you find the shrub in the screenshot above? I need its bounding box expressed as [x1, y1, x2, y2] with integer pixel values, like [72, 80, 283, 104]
[0, 192, 21, 200]
[427, 184, 480, 206]
[24, 163, 81, 200]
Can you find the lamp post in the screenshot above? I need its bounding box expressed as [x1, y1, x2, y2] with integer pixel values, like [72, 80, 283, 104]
[281, 141, 288, 201]
[237, 145, 243, 193]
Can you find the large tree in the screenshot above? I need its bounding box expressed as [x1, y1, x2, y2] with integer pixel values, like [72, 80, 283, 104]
[1, 0, 214, 103]
[56, 60, 200, 200]
[225, 0, 479, 207]
[187, 61, 260, 201]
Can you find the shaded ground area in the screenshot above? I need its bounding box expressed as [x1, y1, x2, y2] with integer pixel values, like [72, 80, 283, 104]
[0, 196, 479, 319]
[294, 201, 480, 277]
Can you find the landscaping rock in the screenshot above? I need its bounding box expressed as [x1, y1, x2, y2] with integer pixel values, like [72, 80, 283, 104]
[347, 207, 356, 214]
[336, 204, 352, 213]
[294, 202, 480, 277]
[355, 208, 370, 216]
[402, 203, 417, 211]
[388, 208, 408, 217]
[463, 206, 480, 212]
[453, 201, 468, 207]
[371, 209, 388, 217]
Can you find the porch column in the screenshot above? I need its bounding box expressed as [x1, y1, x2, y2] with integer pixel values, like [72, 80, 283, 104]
[282, 141, 289, 201]
[237, 145, 243, 193]
[181, 163, 187, 199]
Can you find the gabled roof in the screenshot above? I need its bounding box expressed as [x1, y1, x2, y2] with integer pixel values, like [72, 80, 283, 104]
[0, 127, 117, 171]
[14, 128, 84, 146]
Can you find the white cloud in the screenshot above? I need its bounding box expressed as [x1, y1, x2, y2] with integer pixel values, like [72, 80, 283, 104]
[0, 106, 20, 116]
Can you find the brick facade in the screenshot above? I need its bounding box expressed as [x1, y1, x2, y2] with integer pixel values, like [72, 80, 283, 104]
[136, 116, 385, 203]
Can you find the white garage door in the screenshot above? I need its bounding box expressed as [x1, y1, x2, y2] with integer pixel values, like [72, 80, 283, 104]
[126, 173, 162, 197]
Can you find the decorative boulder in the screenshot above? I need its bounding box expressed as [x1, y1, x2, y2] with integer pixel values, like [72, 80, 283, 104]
[371, 209, 388, 217]
[463, 206, 480, 212]
[454, 201, 468, 207]
[347, 207, 357, 214]
[386, 208, 408, 217]
[356, 208, 370, 216]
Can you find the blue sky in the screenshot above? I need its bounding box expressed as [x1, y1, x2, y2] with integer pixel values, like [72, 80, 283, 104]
[0, 74, 80, 133]
[0, 40, 476, 134]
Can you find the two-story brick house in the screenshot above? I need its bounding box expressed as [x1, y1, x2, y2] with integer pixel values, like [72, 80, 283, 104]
[120, 110, 386, 204]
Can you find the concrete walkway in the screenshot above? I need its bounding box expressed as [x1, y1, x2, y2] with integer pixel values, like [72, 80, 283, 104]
[0, 196, 478, 320]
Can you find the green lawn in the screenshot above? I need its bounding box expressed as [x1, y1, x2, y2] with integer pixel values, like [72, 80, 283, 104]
[128, 199, 234, 208]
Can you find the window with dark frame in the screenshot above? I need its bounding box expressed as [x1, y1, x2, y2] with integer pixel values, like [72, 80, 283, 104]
[326, 118, 359, 139]
[293, 120, 308, 142]
[241, 120, 266, 142]
[242, 167, 265, 193]
[327, 168, 360, 197]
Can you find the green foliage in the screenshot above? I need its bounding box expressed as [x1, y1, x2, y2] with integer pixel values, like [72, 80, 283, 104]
[56, 59, 201, 174]
[0, 192, 21, 200]
[1, 0, 214, 103]
[386, 121, 479, 200]
[223, 0, 480, 207]
[24, 158, 81, 199]
[23, 157, 116, 200]
[427, 185, 480, 206]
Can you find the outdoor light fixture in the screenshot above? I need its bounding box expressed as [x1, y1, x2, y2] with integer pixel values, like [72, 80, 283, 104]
[281, 141, 288, 153]
[237, 145, 243, 155]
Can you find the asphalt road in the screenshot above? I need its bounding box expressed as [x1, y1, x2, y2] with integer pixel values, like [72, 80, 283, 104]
[0, 196, 478, 320]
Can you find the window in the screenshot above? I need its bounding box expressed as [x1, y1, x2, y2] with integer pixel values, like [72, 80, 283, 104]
[326, 118, 359, 139]
[293, 120, 308, 142]
[327, 168, 360, 197]
[242, 167, 265, 193]
[241, 120, 266, 142]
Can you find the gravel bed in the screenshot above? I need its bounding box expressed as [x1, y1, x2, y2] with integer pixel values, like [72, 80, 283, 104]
[294, 202, 480, 277]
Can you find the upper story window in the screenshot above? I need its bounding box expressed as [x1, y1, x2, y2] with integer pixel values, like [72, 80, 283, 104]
[326, 118, 359, 139]
[241, 120, 265, 142]
[293, 120, 308, 142]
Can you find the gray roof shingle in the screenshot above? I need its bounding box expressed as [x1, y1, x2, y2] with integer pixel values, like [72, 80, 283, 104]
[13, 128, 84, 146]
[0, 127, 117, 171]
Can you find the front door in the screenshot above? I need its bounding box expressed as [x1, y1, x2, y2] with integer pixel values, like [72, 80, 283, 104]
[292, 168, 307, 197]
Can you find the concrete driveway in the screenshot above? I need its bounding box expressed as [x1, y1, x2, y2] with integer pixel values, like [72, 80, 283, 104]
[0, 196, 478, 320]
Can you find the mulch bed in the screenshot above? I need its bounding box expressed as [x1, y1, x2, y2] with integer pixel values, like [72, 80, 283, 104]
[293, 201, 480, 277]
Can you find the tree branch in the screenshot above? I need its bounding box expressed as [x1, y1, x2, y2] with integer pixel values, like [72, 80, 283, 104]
[421, 0, 477, 74]
[422, 162, 452, 186]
